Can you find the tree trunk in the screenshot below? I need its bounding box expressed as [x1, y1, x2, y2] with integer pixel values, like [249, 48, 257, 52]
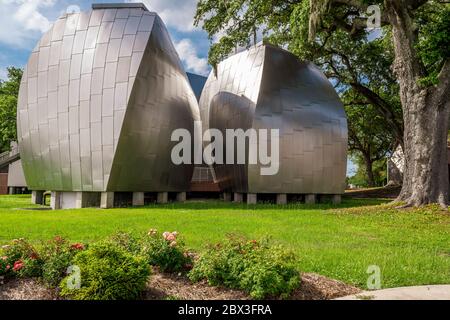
[387, 0, 449, 207]
[364, 156, 376, 187]
[398, 93, 449, 206]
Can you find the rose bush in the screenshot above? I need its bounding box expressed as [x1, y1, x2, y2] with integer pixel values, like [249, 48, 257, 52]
[140, 229, 192, 273]
[0, 238, 43, 278]
[40, 236, 85, 286]
[189, 235, 300, 299]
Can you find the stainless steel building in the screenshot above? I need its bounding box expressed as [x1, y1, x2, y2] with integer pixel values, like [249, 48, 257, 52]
[17, 3, 200, 208]
[199, 43, 347, 204]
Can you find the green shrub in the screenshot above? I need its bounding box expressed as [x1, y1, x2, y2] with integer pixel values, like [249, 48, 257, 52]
[189, 235, 300, 299]
[40, 236, 85, 286]
[140, 229, 192, 273]
[17, 257, 43, 278]
[0, 254, 10, 275]
[42, 252, 74, 286]
[108, 231, 142, 255]
[59, 242, 150, 300]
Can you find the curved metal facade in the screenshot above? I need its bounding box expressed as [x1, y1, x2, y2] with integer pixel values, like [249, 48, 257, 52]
[199, 43, 347, 194]
[17, 6, 199, 192]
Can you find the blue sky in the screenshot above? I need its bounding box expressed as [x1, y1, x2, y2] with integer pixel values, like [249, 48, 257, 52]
[0, 0, 356, 176]
[0, 0, 212, 79]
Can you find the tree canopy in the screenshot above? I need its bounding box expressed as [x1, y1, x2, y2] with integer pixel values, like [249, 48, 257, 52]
[195, 0, 450, 207]
[0, 67, 22, 153]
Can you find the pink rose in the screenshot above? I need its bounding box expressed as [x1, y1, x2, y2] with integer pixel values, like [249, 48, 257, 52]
[13, 260, 24, 272]
[70, 243, 85, 250]
[166, 233, 176, 242]
[169, 241, 177, 247]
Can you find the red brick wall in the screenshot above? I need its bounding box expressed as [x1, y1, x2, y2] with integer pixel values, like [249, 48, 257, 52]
[0, 173, 8, 194]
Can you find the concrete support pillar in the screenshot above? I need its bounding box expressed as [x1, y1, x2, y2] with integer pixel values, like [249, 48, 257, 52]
[247, 193, 257, 204]
[31, 190, 44, 205]
[176, 192, 186, 202]
[332, 194, 342, 205]
[233, 192, 243, 203]
[75, 192, 84, 208]
[132, 192, 145, 206]
[50, 191, 61, 210]
[8, 187, 15, 195]
[276, 193, 287, 205]
[100, 192, 114, 209]
[305, 194, 316, 204]
[223, 192, 232, 202]
[157, 192, 168, 204]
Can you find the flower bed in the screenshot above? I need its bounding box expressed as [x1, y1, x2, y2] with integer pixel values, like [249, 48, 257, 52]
[0, 231, 302, 300]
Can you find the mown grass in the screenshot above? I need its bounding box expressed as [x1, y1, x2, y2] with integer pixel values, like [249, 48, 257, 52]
[0, 194, 449, 289]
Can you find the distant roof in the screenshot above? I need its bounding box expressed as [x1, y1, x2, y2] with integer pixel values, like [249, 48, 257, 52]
[187, 72, 207, 102]
[92, 3, 148, 11]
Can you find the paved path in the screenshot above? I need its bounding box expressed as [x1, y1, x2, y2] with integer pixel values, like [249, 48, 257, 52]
[336, 285, 450, 300]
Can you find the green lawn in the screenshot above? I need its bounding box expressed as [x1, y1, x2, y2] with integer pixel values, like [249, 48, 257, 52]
[0, 194, 449, 289]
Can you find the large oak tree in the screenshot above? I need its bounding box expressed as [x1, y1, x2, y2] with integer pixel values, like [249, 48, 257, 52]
[195, 0, 450, 207]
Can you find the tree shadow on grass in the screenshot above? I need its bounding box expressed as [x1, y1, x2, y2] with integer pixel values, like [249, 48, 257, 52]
[124, 197, 390, 211]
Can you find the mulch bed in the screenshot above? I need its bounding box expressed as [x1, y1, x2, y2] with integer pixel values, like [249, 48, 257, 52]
[0, 277, 59, 300]
[0, 270, 360, 300]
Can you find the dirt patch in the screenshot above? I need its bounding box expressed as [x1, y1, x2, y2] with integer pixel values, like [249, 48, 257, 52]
[144, 269, 249, 300]
[345, 186, 401, 199]
[144, 268, 361, 300]
[290, 273, 361, 300]
[0, 271, 360, 300]
[0, 277, 58, 300]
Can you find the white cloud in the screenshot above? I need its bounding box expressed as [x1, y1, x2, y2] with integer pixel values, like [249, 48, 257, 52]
[126, 0, 199, 32]
[0, 0, 56, 48]
[14, 0, 55, 32]
[175, 39, 209, 76]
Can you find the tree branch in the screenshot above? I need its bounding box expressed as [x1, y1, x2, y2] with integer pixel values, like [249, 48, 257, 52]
[350, 82, 404, 145]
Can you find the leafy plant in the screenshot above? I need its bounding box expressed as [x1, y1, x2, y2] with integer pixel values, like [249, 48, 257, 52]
[140, 229, 193, 273]
[59, 242, 150, 300]
[189, 235, 300, 299]
[108, 231, 142, 255]
[40, 236, 85, 286]
[0, 238, 42, 278]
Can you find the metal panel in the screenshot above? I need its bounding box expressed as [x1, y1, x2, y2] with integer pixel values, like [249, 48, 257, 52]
[93, 42, 108, 68]
[58, 59, 70, 86]
[38, 46, 50, 72]
[85, 26, 99, 49]
[72, 30, 87, 54]
[199, 43, 348, 194]
[91, 67, 104, 94]
[103, 61, 117, 88]
[80, 74, 91, 100]
[48, 66, 58, 92]
[61, 35, 74, 60]
[116, 57, 130, 82]
[106, 38, 121, 62]
[81, 48, 95, 74]
[18, 6, 199, 192]
[119, 35, 134, 57]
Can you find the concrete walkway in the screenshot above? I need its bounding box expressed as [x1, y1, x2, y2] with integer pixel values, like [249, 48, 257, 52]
[336, 285, 450, 300]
